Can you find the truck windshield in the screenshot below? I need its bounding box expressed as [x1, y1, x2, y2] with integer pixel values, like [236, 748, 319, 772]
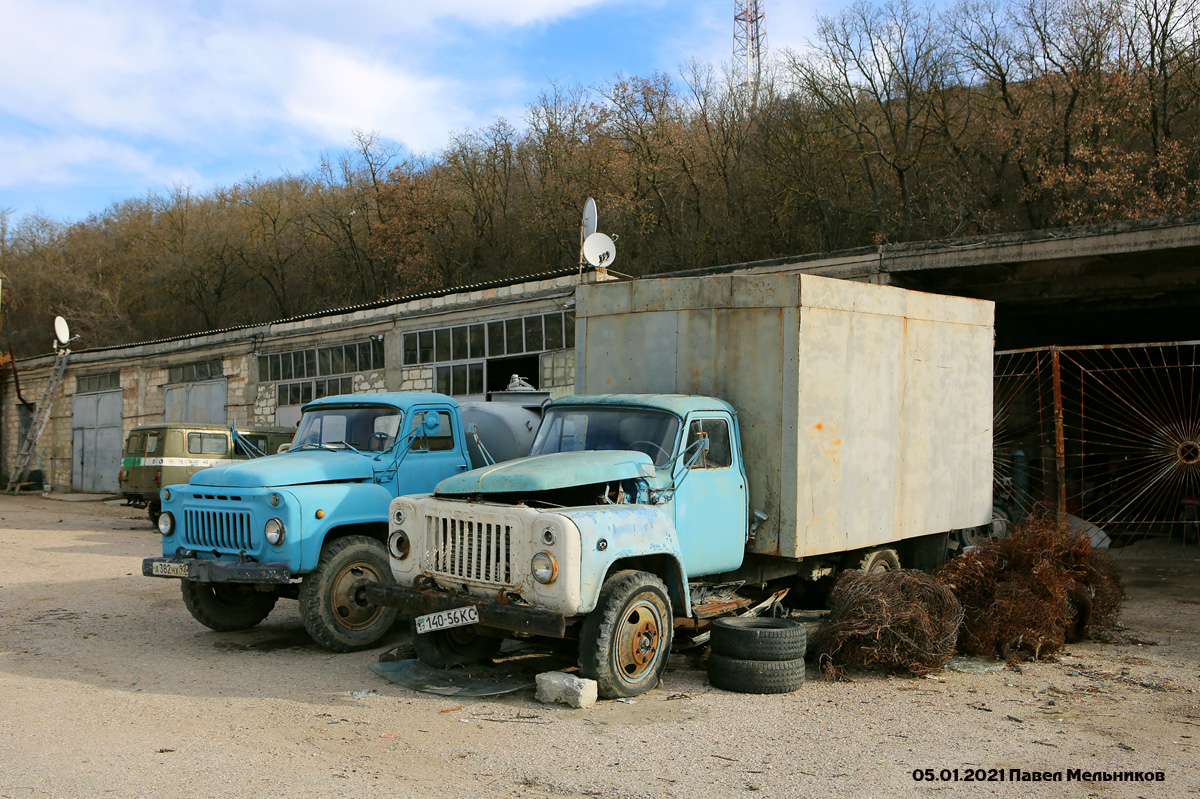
[292, 406, 402, 453]
[529, 407, 680, 467]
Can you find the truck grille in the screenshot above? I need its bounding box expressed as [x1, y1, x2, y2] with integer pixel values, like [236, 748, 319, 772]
[428, 514, 513, 584]
[183, 508, 255, 551]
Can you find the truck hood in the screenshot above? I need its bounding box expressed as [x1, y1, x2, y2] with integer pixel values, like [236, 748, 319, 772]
[435, 450, 655, 495]
[189, 450, 375, 488]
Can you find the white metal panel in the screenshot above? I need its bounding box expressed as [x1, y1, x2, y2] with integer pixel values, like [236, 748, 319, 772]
[794, 304, 905, 556]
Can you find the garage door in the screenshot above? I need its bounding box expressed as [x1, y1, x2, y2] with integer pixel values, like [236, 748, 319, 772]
[72, 390, 123, 493]
[163, 379, 228, 424]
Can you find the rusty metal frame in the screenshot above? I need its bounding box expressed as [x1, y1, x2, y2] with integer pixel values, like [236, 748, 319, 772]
[996, 340, 1200, 547]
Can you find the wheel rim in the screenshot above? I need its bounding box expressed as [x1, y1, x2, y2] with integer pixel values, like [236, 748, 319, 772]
[327, 560, 388, 630]
[611, 597, 666, 687]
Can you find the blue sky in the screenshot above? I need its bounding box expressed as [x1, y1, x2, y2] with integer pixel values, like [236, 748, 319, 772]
[0, 0, 826, 225]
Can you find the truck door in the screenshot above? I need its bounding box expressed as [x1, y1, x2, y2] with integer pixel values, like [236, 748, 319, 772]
[393, 407, 470, 495]
[671, 414, 748, 576]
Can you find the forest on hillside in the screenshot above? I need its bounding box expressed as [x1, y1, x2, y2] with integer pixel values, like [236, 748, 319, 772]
[1, 0, 1197, 357]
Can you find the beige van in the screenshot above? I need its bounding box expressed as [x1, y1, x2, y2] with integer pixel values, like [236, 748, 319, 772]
[119, 423, 294, 522]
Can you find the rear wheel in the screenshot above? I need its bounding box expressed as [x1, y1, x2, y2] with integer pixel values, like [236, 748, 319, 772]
[856, 547, 900, 573]
[299, 536, 397, 652]
[412, 622, 503, 668]
[181, 581, 277, 632]
[579, 570, 673, 698]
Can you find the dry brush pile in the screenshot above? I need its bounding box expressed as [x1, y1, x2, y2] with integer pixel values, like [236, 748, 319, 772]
[937, 518, 1125, 661]
[814, 519, 1125, 678]
[813, 569, 964, 680]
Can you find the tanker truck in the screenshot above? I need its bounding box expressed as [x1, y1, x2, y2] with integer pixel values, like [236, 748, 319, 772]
[143, 388, 544, 652]
[364, 274, 994, 695]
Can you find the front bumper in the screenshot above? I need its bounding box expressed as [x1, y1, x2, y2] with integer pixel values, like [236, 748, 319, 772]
[363, 582, 567, 638]
[142, 557, 292, 584]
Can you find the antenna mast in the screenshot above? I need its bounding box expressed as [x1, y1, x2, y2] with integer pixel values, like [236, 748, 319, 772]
[733, 0, 767, 98]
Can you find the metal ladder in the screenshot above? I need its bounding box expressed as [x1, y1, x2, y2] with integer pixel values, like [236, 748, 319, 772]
[6, 347, 71, 494]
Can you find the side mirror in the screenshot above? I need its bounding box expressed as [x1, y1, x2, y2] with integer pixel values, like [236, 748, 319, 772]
[423, 412, 442, 437]
[686, 435, 709, 468]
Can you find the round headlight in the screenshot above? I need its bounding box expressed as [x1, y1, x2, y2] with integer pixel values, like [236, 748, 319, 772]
[531, 551, 558, 584]
[161, 488, 172, 502]
[157, 511, 175, 536]
[392, 507, 407, 526]
[264, 517, 286, 545]
[269, 492, 282, 507]
[389, 530, 411, 560]
[541, 526, 557, 546]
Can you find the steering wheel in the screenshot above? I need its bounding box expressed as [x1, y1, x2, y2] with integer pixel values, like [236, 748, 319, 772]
[366, 432, 392, 452]
[628, 440, 671, 461]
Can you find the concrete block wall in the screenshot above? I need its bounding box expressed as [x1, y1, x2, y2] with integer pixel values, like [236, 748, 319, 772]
[253, 384, 277, 426]
[0, 365, 71, 489]
[353, 370, 387, 394]
[399, 366, 434, 392]
[225, 354, 253, 423]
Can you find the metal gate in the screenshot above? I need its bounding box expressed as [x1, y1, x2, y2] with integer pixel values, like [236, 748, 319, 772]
[994, 342, 1200, 546]
[71, 390, 123, 493]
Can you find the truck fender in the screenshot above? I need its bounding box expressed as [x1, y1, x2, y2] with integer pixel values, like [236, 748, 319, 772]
[559, 506, 690, 616]
[286, 483, 395, 572]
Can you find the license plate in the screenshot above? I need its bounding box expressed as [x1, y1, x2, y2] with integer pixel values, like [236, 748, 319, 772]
[152, 561, 189, 577]
[415, 605, 479, 635]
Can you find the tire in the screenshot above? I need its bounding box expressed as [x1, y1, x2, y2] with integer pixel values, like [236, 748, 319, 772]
[710, 617, 807, 661]
[298, 536, 397, 652]
[412, 621, 503, 668]
[856, 547, 900, 573]
[707, 651, 806, 694]
[148, 500, 161, 525]
[579, 570, 673, 699]
[181, 581, 277, 632]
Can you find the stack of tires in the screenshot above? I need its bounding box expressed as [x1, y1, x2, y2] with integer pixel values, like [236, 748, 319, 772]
[707, 617, 808, 694]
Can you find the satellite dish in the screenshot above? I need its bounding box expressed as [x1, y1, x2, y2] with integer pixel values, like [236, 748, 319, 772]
[582, 233, 616, 268]
[53, 316, 71, 345]
[581, 197, 597, 240]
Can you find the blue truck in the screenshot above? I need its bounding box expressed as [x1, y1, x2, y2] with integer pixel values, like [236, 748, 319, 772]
[142, 391, 541, 651]
[364, 275, 995, 696]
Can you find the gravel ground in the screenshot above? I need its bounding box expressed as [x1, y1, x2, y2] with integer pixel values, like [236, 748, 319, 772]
[0, 493, 1197, 799]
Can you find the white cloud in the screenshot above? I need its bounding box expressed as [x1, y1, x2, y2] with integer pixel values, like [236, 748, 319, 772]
[0, 132, 161, 188]
[0, 0, 839, 221]
[277, 40, 474, 153]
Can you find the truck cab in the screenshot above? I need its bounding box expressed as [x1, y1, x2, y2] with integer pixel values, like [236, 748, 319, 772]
[368, 394, 750, 696]
[143, 392, 483, 652]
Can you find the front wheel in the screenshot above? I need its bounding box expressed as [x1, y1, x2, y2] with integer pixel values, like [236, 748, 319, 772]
[299, 536, 398, 652]
[412, 621, 503, 668]
[181, 581, 277, 631]
[147, 500, 161, 525]
[579, 570, 673, 698]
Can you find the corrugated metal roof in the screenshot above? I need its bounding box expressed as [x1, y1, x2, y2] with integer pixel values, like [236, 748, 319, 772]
[23, 266, 587, 361]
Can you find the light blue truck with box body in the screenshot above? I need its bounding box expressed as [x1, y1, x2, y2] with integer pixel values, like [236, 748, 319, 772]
[142, 391, 542, 651]
[365, 274, 994, 695]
